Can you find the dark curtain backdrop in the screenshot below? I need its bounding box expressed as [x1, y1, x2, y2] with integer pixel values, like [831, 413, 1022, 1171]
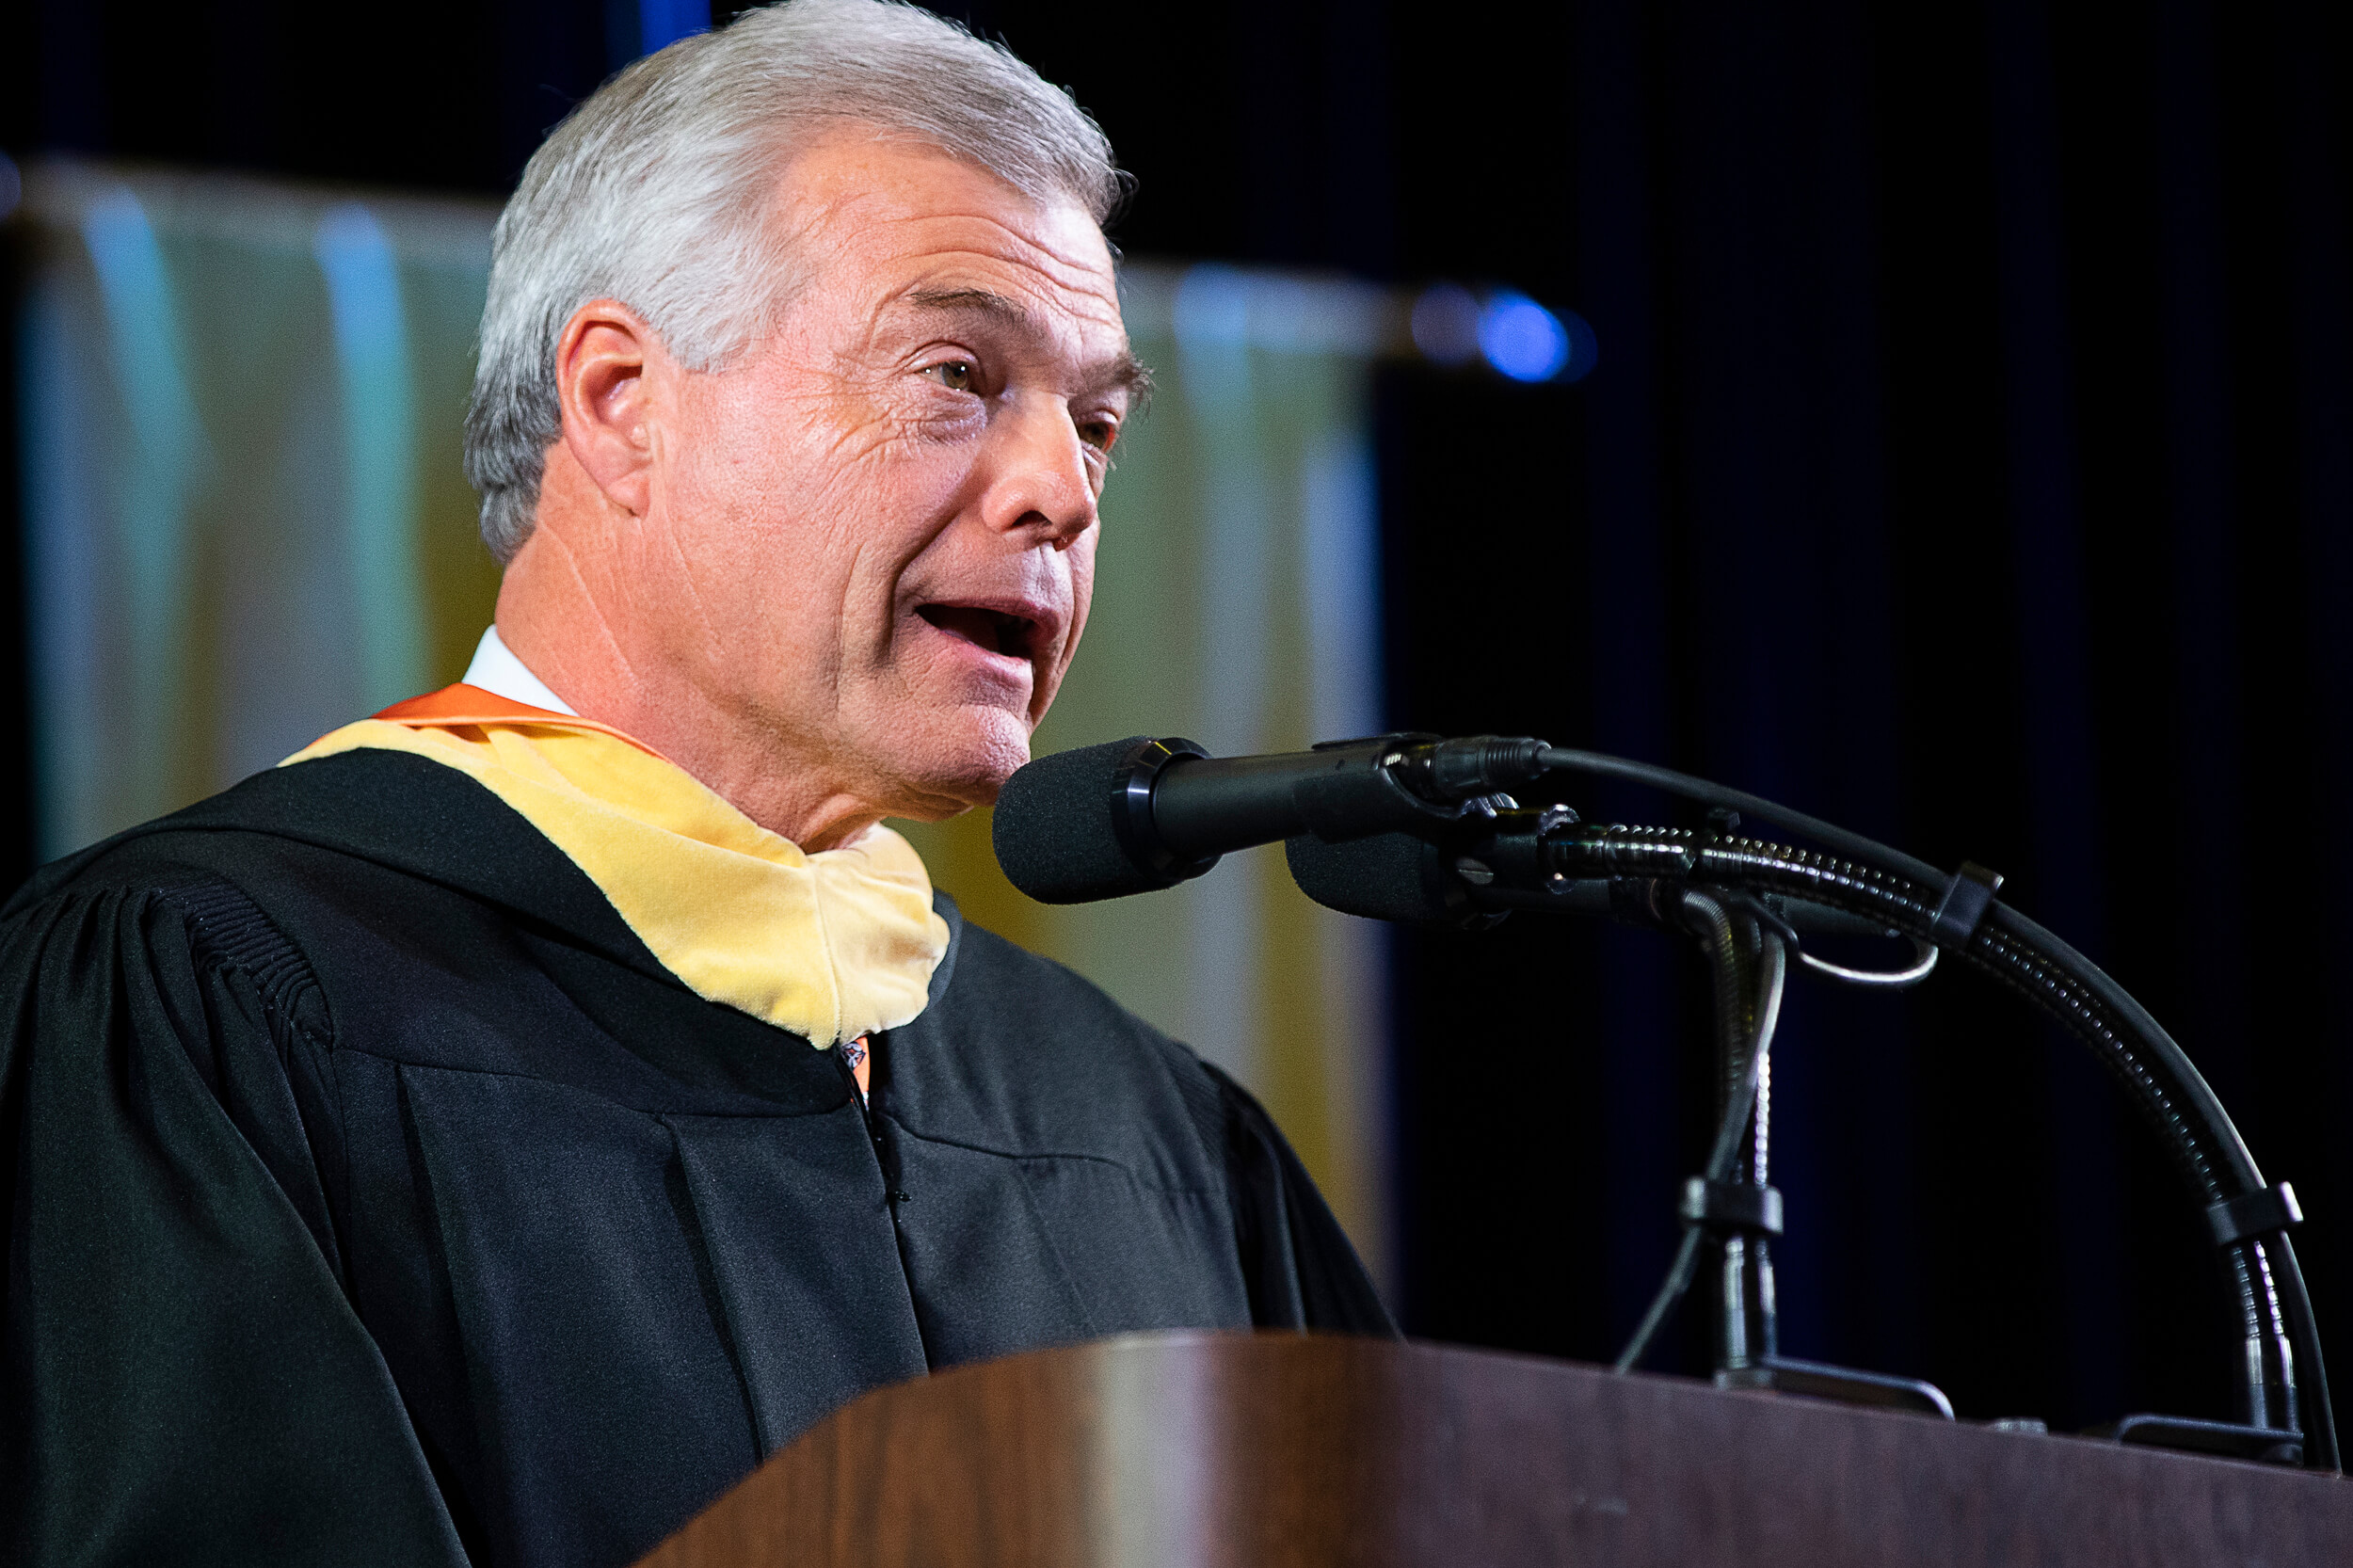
[1369, 0, 2353, 1437]
[10, 0, 2352, 1435]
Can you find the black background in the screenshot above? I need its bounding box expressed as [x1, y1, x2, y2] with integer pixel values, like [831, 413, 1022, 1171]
[9, 0, 2353, 1437]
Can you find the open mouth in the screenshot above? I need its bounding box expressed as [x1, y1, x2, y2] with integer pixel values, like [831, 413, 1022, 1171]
[917, 603, 1042, 662]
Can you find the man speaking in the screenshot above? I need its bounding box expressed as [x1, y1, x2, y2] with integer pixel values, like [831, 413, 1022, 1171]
[0, 4, 1388, 1563]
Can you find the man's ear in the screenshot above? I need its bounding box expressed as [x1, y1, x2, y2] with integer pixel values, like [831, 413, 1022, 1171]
[554, 299, 667, 519]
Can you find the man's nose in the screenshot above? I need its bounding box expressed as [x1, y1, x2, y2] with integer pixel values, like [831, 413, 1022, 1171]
[978, 395, 1098, 547]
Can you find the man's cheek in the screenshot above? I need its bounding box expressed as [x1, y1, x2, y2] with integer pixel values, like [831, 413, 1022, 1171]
[1060, 540, 1097, 667]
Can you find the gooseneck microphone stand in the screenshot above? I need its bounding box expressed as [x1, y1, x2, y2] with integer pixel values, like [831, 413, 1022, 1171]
[1284, 743, 2333, 1470]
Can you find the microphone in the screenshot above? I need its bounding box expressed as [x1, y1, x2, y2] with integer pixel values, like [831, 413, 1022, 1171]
[1283, 828, 1513, 928]
[991, 733, 1554, 904]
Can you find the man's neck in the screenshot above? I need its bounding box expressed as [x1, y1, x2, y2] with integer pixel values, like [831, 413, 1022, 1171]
[492, 536, 891, 853]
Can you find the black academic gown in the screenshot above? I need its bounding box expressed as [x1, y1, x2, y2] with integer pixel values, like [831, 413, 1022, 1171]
[0, 748, 1390, 1568]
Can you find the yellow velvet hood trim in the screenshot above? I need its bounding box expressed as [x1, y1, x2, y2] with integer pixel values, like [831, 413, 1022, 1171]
[282, 688, 951, 1048]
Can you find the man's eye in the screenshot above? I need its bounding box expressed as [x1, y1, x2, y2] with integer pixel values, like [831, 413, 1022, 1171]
[922, 360, 977, 393]
[1080, 419, 1118, 454]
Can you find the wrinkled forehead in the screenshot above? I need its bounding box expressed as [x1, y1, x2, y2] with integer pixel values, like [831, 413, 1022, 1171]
[771, 133, 1128, 355]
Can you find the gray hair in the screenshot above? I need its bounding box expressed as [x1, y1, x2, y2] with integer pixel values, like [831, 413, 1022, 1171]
[462, 0, 1122, 562]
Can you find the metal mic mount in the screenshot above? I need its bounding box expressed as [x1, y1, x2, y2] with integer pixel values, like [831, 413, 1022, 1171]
[1615, 876, 1955, 1419]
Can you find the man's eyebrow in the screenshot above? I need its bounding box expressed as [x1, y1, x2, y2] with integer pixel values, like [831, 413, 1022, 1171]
[903, 286, 1035, 325]
[902, 286, 1152, 406]
[1095, 350, 1154, 410]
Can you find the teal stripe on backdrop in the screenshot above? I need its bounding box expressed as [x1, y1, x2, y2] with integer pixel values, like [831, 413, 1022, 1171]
[314, 204, 428, 712]
[78, 186, 209, 826]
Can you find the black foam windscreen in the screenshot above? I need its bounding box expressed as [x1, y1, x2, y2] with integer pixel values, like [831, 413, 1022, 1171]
[992, 736, 1162, 904]
[1284, 831, 1492, 927]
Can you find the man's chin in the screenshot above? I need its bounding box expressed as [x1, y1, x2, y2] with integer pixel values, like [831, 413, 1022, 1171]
[871, 709, 1033, 818]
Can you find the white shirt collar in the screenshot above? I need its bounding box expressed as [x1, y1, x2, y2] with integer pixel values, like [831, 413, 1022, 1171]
[460, 626, 579, 716]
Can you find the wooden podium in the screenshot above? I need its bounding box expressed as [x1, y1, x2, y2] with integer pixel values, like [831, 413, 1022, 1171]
[636, 1332, 2353, 1566]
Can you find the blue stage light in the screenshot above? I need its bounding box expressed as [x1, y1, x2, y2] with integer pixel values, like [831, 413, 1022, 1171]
[1478, 292, 1572, 382]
